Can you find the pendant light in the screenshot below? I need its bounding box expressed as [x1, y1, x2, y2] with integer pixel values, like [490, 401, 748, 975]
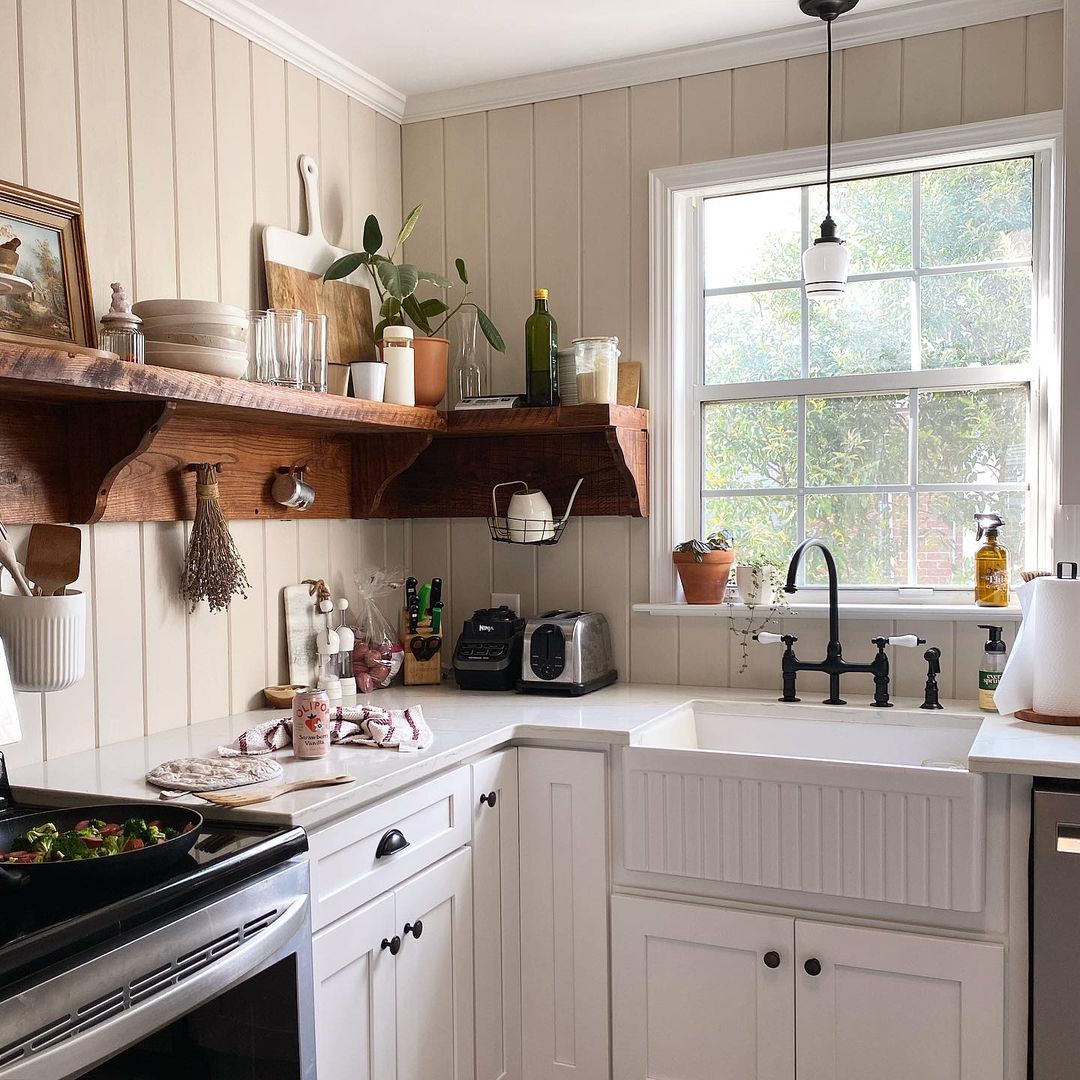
[800, 0, 859, 301]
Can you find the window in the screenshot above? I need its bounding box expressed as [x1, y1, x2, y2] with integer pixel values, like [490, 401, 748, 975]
[649, 117, 1060, 603]
[700, 158, 1035, 588]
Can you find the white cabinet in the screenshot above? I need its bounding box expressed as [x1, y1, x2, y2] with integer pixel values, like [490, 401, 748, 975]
[612, 895, 795, 1080]
[519, 748, 609, 1080]
[472, 749, 521, 1080]
[313, 847, 474, 1080]
[796, 921, 1004, 1080]
[313, 891, 398, 1080]
[611, 896, 1004, 1080]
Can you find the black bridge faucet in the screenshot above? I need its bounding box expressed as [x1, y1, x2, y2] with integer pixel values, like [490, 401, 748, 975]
[755, 539, 924, 707]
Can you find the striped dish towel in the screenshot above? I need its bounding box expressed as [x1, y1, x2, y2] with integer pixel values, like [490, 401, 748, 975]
[219, 704, 433, 757]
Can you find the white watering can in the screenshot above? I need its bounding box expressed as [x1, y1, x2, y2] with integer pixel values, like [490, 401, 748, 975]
[492, 478, 584, 543]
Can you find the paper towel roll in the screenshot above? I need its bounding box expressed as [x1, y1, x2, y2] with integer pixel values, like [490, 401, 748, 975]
[1030, 575, 1080, 714]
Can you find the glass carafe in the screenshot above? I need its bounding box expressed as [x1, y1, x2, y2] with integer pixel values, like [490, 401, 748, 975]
[449, 308, 486, 406]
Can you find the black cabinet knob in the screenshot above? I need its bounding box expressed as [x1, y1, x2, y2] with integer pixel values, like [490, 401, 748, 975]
[380, 935, 401, 955]
[763, 951, 781, 969]
[480, 791, 498, 807]
[403, 920, 424, 940]
[804, 958, 822, 977]
[375, 828, 410, 859]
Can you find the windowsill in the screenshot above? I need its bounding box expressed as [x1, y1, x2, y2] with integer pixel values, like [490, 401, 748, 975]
[633, 601, 1023, 622]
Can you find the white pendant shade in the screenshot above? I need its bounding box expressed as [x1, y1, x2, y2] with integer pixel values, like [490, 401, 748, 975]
[802, 238, 849, 301]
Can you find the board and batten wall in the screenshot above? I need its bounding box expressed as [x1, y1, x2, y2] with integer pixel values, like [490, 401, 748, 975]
[402, 14, 1062, 698]
[1, 0, 403, 766]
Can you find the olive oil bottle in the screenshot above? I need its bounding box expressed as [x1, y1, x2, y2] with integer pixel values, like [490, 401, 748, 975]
[525, 288, 559, 406]
[974, 513, 1010, 607]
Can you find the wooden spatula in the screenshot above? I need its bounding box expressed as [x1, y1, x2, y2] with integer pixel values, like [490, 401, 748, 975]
[25, 525, 81, 596]
[196, 774, 356, 807]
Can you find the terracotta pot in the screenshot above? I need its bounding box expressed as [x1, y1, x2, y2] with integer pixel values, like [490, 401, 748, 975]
[673, 549, 736, 604]
[412, 336, 449, 407]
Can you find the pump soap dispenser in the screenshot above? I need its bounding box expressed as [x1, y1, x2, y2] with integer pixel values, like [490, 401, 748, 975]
[978, 625, 1007, 712]
[974, 513, 1010, 607]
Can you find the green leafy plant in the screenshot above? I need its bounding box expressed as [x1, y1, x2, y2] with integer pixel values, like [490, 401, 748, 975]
[673, 529, 734, 563]
[726, 551, 789, 673]
[323, 205, 505, 351]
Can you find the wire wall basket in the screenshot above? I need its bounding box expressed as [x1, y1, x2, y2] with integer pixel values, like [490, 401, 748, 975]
[488, 478, 583, 547]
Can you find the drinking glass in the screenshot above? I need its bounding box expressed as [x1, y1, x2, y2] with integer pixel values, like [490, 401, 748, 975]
[269, 308, 303, 388]
[246, 310, 272, 383]
[302, 313, 328, 392]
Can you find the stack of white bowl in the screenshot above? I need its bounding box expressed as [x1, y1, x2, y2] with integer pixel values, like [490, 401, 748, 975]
[132, 299, 248, 379]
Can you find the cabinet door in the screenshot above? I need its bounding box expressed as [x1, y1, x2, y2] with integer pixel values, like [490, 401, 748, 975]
[612, 895, 795, 1080]
[519, 748, 609, 1080]
[795, 920, 1004, 1080]
[394, 847, 475, 1080]
[472, 749, 522, 1080]
[312, 891, 397, 1080]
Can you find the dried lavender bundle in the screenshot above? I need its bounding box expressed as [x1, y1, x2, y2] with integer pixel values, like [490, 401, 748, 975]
[181, 463, 251, 613]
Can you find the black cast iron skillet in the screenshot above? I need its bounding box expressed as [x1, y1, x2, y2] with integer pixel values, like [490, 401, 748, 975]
[0, 802, 204, 887]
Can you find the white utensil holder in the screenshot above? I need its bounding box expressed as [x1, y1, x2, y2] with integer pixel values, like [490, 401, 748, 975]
[0, 590, 86, 691]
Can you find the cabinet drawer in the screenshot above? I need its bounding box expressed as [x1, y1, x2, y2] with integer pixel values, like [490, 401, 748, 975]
[308, 766, 471, 930]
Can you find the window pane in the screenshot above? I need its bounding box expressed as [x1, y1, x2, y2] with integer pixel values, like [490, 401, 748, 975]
[921, 158, 1033, 267]
[918, 387, 1028, 484]
[809, 277, 913, 377]
[703, 188, 802, 289]
[921, 269, 1031, 368]
[804, 493, 910, 585]
[703, 400, 798, 489]
[917, 491, 1026, 586]
[806, 394, 910, 487]
[704, 495, 797, 564]
[808, 173, 913, 274]
[705, 289, 802, 383]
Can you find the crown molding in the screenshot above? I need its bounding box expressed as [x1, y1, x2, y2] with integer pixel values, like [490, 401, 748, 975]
[403, 0, 1062, 123]
[179, 0, 407, 121]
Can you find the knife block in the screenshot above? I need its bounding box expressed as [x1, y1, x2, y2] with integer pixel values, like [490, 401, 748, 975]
[401, 609, 442, 686]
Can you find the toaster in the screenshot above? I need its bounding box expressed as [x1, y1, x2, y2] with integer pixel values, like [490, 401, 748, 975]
[517, 610, 617, 696]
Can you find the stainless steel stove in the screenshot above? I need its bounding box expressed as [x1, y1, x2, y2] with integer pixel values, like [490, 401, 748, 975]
[0, 755, 316, 1079]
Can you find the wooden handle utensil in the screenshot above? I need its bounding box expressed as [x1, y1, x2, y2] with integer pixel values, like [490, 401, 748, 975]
[194, 774, 356, 807]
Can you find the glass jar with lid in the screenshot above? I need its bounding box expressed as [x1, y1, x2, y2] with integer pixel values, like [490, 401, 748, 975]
[99, 282, 144, 364]
[572, 336, 620, 404]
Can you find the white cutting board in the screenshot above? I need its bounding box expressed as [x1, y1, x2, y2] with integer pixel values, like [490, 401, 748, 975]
[263, 155, 371, 290]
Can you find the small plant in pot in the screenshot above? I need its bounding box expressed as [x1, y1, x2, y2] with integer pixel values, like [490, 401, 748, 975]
[673, 529, 735, 604]
[727, 551, 789, 673]
[324, 206, 505, 407]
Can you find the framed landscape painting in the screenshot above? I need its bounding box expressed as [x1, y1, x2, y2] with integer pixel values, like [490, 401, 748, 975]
[0, 179, 95, 349]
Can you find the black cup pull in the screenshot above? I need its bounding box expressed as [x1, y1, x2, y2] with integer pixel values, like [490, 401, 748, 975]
[763, 951, 781, 969]
[381, 935, 401, 955]
[804, 958, 822, 977]
[404, 920, 423, 940]
[480, 791, 498, 808]
[375, 828, 410, 859]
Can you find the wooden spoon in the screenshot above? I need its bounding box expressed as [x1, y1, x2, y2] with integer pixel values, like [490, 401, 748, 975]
[0, 520, 32, 597]
[24, 524, 81, 596]
[195, 774, 356, 807]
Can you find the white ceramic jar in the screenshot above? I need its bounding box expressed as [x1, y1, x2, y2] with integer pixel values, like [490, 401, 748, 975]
[0, 590, 87, 691]
[381, 326, 415, 406]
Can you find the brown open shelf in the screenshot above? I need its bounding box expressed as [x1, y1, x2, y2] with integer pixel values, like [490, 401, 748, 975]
[0, 342, 647, 523]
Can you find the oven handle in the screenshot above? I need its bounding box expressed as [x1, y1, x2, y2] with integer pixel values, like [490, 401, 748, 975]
[4, 893, 309, 1080]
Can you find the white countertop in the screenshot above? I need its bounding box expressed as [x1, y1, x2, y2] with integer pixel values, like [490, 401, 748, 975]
[8, 682, 1075, 829]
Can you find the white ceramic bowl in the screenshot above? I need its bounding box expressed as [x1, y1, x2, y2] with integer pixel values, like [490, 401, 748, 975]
[0, 590, 87, 692]
[140, 311, 247, 332]
[132, 298, 246, 319]
[144, 331, 247, 352]
[145, 341, 248, 379]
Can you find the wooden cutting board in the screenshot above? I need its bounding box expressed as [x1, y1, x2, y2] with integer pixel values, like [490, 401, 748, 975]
[263, 155, 377, 378]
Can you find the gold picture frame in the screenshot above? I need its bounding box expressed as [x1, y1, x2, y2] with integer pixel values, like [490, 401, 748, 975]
[0, 179, 96, 349]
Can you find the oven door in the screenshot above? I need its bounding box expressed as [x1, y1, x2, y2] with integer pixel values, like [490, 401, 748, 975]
[0, 857, 315, 1079]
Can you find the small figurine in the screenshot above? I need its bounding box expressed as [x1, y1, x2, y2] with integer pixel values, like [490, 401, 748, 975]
[108, 281, 132, 316]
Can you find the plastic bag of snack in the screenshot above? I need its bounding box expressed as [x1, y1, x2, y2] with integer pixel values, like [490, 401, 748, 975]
[351, 569, 405, 692]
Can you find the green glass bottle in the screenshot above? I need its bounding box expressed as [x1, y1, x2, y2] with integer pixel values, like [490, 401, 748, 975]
[525, 288, 559, 406]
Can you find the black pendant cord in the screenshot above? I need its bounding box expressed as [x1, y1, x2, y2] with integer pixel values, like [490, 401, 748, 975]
[825, 17, 833, 222]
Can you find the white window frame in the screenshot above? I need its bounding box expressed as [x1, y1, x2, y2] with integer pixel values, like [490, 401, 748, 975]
[647, 112, 1064, 606]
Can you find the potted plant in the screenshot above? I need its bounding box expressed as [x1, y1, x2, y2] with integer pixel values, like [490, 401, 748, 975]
[672, 529, 735, 604]
[324, 206, 505, 406]
[735, 554, 784, 607]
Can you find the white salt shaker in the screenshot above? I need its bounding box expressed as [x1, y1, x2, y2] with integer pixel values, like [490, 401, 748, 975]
[381, 325, 415, 406]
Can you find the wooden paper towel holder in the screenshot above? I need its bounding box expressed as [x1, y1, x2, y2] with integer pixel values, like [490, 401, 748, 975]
[1015, 709, 1080, 728]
